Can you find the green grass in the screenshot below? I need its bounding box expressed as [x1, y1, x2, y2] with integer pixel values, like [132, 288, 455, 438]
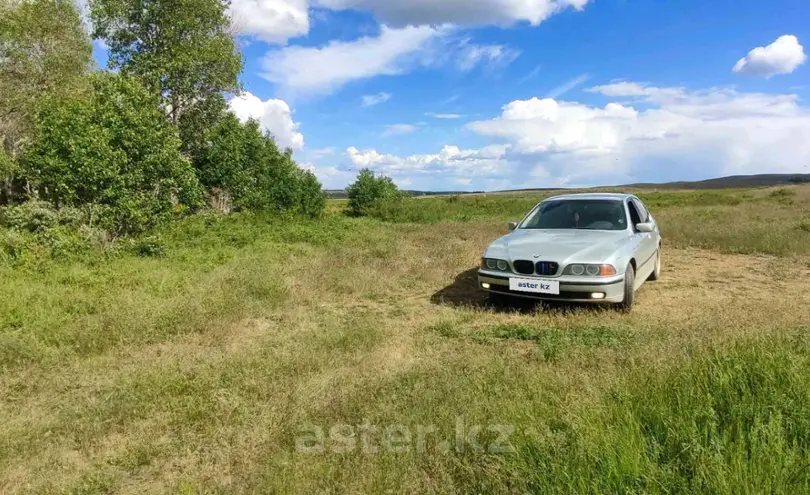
[350, 185, 810, 256]
[1, 184, 810, 493]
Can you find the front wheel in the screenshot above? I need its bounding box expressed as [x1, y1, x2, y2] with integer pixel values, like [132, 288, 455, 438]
[619, 264, 636, 312]
[648, 249, 662, 281]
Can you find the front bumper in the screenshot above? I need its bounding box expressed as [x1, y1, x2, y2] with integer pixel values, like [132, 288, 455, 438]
[478, 271, 625, 303]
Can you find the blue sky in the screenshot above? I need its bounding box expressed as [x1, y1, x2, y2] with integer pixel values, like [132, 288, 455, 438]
[94, 0, 810, 191]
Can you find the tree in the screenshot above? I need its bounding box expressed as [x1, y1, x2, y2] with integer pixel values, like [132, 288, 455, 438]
[345, 169, 402, 217]
[298, 170, 326, 218]
[25, 73, 204, 234]
[195, 113, 325, 217]
[89, 0, 242, 158]
[0, 0, 92, 203]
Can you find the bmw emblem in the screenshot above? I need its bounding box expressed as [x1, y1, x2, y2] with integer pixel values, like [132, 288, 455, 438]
[533, 254, 541, 259]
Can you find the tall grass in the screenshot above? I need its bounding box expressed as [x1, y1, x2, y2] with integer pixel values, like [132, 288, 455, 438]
[361, 185, 810, 256]
[1, 185, 810, 492]
[437, 336, 810, 493]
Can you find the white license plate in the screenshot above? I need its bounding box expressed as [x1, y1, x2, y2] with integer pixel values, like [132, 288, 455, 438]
[509, 278, 560, 295]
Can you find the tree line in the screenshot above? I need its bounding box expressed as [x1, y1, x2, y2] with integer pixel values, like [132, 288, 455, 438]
[0, 0, 324, 235]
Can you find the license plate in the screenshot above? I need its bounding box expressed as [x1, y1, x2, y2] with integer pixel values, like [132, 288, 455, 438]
[509, 278, 560, 295]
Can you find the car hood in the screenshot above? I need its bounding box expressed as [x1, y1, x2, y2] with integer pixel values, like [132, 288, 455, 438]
[485, 229, 631, 264]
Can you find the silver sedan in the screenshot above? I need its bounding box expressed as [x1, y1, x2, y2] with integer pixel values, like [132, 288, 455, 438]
[478, 193, 662, 310]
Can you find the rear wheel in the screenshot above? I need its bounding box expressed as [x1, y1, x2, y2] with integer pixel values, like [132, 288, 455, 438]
[619, 264, 636, 312]
[648, 249, 662, 281]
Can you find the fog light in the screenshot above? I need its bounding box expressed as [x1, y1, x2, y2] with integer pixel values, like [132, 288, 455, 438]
[591, 292, 606, 300]
[482, 283, 491, 289]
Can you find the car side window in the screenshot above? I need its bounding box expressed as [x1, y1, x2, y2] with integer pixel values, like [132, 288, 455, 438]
[632, 199, 649, 222]
[627, 200, 642, 227]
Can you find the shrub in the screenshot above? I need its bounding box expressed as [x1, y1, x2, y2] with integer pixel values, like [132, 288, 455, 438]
[0, 200, 85, 232]
[24, 73, 204, 234]
[132, 235, 166, 257]
[345, 169, 403, 217]
[298, 170, 326, 218]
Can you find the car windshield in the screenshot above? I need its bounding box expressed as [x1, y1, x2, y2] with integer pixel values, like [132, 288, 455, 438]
[519, 199, 627, 231]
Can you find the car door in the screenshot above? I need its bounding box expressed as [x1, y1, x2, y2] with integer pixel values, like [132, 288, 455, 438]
[628, 198, 657, 281]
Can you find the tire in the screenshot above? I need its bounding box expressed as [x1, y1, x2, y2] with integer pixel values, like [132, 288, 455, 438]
[619, 264, 636, 312]
[648, 249, 662, 281]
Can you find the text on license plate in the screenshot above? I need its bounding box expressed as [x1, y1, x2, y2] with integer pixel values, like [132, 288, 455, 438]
[509, 278, 560, 295]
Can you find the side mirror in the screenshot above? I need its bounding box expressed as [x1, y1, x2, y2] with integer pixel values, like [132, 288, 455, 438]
[636, 222, 654, 233]
[508, 222, 518, 231]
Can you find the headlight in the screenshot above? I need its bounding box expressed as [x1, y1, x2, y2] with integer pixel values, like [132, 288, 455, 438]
[564, 264, 617, 276]
[482, 258, 509, 271]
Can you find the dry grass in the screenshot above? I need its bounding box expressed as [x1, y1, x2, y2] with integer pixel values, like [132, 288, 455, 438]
[1, 187, 810, 492]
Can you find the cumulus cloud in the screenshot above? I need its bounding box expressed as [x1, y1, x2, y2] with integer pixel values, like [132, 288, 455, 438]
[261, 25, 444, 96]
[346, 144, 510, 177]
[361, 92, 392, 107]
[315, 0, 589, 28]
[229, 0, 310, 43]
[340, 83, 810, 190]
[733, 35, 807, 78]
[467, 84, 810, 184]
[228, 92, 305, 149]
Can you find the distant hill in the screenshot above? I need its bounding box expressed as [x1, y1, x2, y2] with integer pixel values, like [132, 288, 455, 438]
[624, 173, 810, 190]
[324, 173, 810, 199]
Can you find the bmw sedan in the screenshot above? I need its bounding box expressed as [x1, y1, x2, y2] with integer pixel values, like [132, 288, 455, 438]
[478, 193, 662, 310]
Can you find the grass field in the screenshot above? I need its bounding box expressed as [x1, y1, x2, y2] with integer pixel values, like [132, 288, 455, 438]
[2, 185, 810, 493]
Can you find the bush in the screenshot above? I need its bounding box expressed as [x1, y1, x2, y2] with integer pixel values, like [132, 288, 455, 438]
[132, 235, 166, 257]
[0, 200, 84, 232]
[24, 73, 204, 234]
[195, 113, 325, 217]
[298, 170, 326, 218]
[345, 169, 403, 217]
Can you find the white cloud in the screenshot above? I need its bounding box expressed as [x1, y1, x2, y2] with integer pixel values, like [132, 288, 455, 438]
[587, 81, 684, 98]
[229, 0, 310, 43]
[228, 92, 305, 149]
[466, 83, 810, 184]
[361, 92, 392, 107]
[315, 0, 589, 28]
[426, 113, 463, 119]
[339, 83, 810, 190]
[733, 35, 807, 78]
[546, 73, 590, 98]
[383, 124, 418, 136]
[456, 41, 520, 71]
[260, 25, 516, 96]
[346, 144, 510, 177]
[261, 25, 444, 96]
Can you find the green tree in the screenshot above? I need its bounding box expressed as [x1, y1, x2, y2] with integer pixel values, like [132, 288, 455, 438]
[298, 170, 326, 218]
[25, 73, 203, 234]
[345, 169, 402, 217]
[196, 113, 324, 217]
[89, 0, 242, 158]
[0, 0, 92, 203]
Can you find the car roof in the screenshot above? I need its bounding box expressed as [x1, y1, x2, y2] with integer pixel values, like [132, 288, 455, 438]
[543, 192, 634, 202]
